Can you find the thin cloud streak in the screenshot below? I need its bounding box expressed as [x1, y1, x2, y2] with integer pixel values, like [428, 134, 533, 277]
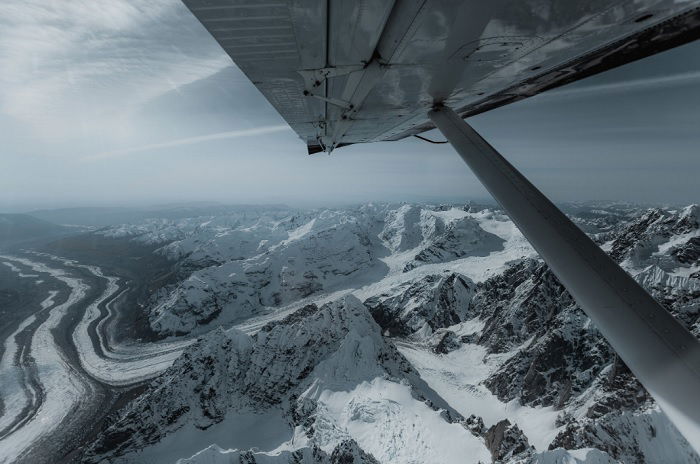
[541, 70, 700, 99]
[0, 0, 230, 139]
[85, 125, 291, 160]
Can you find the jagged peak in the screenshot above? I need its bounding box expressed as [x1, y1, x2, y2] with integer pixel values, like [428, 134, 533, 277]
[257, 295, 378, 342]
[680, 204, 699, 220]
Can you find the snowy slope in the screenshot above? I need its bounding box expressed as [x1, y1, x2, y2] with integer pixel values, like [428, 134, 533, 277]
[147, 210, 388, 335]
[87, 295, 491, 464]
[106, 204, 514, 337]
[86, 202, 700, 464]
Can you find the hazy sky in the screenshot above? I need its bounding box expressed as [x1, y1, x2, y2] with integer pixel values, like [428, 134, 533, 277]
[1, 0, 699, 212]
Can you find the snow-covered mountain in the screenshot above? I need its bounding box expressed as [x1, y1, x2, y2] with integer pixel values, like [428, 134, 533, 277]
[104, 204, 511, 337]
[88, 202, 700, 464]
[88, 295, 490, 463]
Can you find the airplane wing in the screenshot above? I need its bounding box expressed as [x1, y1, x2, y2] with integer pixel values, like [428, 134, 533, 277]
[180, 1, 700, 452]
[180, 0, 700, 154]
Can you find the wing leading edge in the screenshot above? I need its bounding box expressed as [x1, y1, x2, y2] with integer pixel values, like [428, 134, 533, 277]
[181, 0, 700, 153]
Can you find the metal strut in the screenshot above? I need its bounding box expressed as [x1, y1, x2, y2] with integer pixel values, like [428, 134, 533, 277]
[428, 105, 700, 453]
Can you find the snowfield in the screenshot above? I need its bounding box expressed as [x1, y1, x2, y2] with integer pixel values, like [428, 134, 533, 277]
[85, 203, 700, 464]
[1, 202, 699, 464]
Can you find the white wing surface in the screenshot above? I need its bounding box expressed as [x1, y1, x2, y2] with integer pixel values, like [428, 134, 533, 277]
[181, 0, 700, 153]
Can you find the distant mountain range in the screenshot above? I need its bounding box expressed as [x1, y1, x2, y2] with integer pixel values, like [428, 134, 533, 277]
[2, 202, 697, 463]
[83, 202, 699, 463]
[26, 204, 291, 227]
[0, 214, 69, 247]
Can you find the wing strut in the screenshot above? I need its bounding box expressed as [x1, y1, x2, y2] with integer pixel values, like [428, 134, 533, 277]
[429, 105, 700, 453]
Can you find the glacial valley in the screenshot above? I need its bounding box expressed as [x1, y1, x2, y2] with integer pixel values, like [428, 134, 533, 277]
[0, 202, 698, 464]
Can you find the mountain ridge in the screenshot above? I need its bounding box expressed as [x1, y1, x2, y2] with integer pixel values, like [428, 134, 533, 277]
[82, 202, 700, 463]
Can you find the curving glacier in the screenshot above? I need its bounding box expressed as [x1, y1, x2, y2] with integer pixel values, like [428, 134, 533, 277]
[0, 202, 698, 464]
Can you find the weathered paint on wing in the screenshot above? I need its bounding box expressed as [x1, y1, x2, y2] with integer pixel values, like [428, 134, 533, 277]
[181, 0, 700, 152]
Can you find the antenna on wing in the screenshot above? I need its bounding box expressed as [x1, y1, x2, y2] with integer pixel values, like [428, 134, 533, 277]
[413, 134, 448, 144]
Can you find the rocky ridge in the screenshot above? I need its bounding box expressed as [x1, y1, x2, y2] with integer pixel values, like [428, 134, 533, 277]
[88, 203, 700, 464]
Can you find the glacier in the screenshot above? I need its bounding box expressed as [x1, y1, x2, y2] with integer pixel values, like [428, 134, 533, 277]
[1, 202, 698, 464]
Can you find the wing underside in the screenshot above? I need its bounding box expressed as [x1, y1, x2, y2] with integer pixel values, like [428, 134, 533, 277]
[181, 0, 700, 153]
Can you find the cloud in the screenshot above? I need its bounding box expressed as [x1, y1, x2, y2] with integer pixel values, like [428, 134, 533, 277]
[0, 0, 230, 139]
[541, 70, 700, 99]
[84, 125, 292, 160]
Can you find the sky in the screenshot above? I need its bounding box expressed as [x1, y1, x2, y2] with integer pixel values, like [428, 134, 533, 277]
[0, 0, 699, 212]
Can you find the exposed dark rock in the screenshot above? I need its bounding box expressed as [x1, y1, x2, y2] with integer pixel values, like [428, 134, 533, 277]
[364, 272, 476, 337]
[464, 414, 486, 437]
[329, 440, 380, 464]
[673, 236, 700, 264]
[432, 330, 461, 354]
[610, 208, 666, 262]
[471, 259, 574, 354]
[483, 419, 534, 463]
